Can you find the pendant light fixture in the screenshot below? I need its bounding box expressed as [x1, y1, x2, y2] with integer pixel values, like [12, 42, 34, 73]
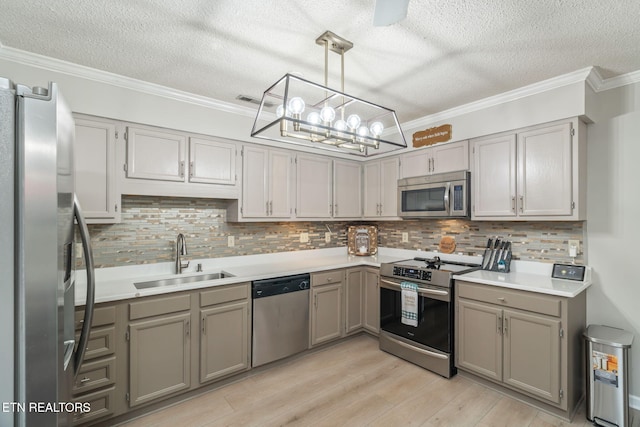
[251, 31, 407, 157]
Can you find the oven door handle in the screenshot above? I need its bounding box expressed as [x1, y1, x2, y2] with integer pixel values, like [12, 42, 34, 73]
[379, 278, 449, 296]
[383, 333, 449, 360]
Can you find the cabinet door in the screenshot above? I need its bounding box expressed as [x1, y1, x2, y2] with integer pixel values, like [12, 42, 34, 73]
[333, 160, 362, 218]
[74, 118, 119, 222]
[200, 301, 249, 384]
[268, 150, 293, 218]
[126, 127, 186, 182]
[456, 299, 503, 381]
[129, 313, 190, 407]
[503, 309, 561, 404]
[296, 154, 332, 218]
[472, 134, 517, 217]
[432, 140, 469, 174]
[241, 146, 269, 217]
[363, 268, 379, 334]
[379, 157, 399, 217]
[188, 137, 236, 185]
[517, 123, 572, 216]
[400, 150, 429, 178]
[363, 162, 381, 217]
[310, 284, 343, 346]
[345, 269, 363, 334]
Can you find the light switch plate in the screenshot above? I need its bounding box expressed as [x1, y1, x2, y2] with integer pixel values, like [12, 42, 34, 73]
[325, 232, 331, 243]
[402, 232, 409, 243]
[227, 236, 235, 247]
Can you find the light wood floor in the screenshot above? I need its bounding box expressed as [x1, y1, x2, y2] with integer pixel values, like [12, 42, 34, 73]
[119, 334, 591, 427]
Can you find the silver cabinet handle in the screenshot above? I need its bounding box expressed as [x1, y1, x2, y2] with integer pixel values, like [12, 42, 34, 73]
[186, 320, 190, 336]
[189, 161, 194, 177]
[519, 195, 524, 213]
[269, 201, 273, 216]
[79, 377, 91, 384]
[335, 204, 338, 216]
[511, 196, 516, 213]
[179, 161, 185, 178]
[266, 201, 269, 216]
[202, 316, 206, 335]
[379, 203, 383, 216]
[497, 316, 502, 335]
[503, 318, 508, 336]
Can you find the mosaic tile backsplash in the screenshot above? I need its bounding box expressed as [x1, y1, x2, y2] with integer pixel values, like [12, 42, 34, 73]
[80, 196, 585, 268]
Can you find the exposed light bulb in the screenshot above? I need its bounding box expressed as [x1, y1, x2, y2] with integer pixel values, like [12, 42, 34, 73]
[276, 105, 285, 118]
[346, 114, 361, 130]
[357, 126, 369, 137]
[307, 111, 321, 125]
[319, 106, 336, 123]
[334, 119, 347, 131]
[288, 97, 305, 115]
[370, 121, 384, 136]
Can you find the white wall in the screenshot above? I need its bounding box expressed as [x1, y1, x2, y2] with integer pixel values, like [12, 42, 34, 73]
[586, 81, 640, 404]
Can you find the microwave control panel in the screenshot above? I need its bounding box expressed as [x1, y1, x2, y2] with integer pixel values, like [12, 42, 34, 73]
[393, 266, 432, 281]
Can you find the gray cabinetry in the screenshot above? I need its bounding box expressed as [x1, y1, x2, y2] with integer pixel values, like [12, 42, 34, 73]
[72, 304, 119, 425]
[199, 284, 250, 384]
[363, 267, 380, 334]
[127, 294, 191, 407]
[455, 280, 585, 419]
[310, 270, 344, 346]
[345, 268, 364, 334]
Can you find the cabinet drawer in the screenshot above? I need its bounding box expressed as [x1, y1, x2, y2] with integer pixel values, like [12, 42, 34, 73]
[72, 386, 115, 425]
[72, 356, 116, 395]
[457, 281, 561, 317]
[76, 326, 115, 361]
[312, 270, 343, 286]
[200, 283, 249, 307]
[75, 305, 116, 329]
[129, 293, 191, 320]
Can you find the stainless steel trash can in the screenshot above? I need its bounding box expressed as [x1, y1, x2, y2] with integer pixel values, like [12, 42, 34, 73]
[585, 325, 634, 427]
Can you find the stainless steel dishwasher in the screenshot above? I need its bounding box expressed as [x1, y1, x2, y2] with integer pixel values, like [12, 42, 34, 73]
[252, 273, 310, 367]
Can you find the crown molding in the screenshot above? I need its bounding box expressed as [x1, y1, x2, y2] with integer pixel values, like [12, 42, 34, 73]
[0, 46, 258, 118]
[401, 67, 595, 131]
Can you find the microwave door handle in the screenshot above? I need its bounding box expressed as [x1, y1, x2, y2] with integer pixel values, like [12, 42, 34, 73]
[444, 182, 451, 214]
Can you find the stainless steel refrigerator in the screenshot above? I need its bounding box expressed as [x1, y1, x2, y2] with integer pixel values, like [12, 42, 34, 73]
[1, 77, 95, 427]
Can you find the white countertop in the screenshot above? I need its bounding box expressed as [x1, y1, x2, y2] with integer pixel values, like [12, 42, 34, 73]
[453, 261, 591, 297]
[76, 248, 590, 305]
[76, 247, 464, 305]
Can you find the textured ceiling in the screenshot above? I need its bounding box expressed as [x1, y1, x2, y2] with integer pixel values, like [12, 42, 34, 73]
[1, 1, 639, 123]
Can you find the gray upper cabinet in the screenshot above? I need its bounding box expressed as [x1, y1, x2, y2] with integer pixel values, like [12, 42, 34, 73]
[296, 154, 333, 218]
[126, 126, 186, 182]
[333, 160, 362, 218]
[73, 115, 121, 223]
[471, 119, 586, 221]
[400, 140, 469, 178]
[363, 157, 399, 219]
[188, 137, 236, 185]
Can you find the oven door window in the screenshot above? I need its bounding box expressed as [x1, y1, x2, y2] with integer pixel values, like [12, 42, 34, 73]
[401, 186, 446, 212]
[380, 287, 451, 353]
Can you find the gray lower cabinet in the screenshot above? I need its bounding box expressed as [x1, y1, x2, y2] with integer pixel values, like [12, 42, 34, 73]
[310, 270, 344, 346]
[72, 304, 119, 426]
[128, 294, 191, 407]
[363, 267, 379, 334]
[455, 280, 585, 419]
[199, 284, 251, 384]
[345, 268, 364, 334]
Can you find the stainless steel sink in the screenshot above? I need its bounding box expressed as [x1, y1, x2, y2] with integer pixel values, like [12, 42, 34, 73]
[134, 271, 235, 290]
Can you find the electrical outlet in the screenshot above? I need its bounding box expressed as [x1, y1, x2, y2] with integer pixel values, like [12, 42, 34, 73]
[402, 232, 409, 243]
[228, 236, 235, 247]
[300, 232, 309, 243]
[568, 239, 579, 256]
[325, 232, 331, 243]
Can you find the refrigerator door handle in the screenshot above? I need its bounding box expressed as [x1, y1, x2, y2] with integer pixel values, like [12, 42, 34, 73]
[73, 195, 96, 378]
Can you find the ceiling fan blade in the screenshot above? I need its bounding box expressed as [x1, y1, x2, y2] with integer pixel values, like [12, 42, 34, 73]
[373, 0, 410, 26]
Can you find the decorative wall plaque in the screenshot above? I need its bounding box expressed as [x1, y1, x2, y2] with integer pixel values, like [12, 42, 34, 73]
[412, 124, 452, 148]
[438, 236, 456, 254]
[347, 225, 378, 256]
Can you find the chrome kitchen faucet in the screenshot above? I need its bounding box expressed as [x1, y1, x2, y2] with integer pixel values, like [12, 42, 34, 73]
[176, 233, 189, 274]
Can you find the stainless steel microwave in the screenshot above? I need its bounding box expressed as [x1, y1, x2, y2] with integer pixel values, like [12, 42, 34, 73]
[397, 170, 470, 218]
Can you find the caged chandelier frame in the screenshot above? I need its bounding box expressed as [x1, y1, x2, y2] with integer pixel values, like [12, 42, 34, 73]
[251, 31, 407, 157]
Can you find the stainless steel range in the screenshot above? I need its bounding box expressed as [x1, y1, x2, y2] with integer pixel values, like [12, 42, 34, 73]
[379, 256, 481, 378]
